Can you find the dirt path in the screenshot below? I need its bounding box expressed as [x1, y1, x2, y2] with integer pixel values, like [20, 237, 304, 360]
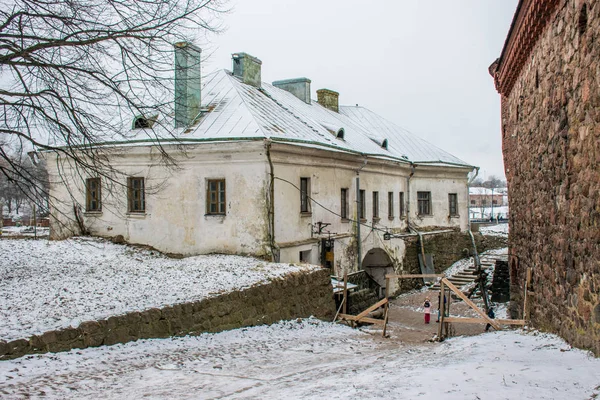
[365, 289, 494, 345]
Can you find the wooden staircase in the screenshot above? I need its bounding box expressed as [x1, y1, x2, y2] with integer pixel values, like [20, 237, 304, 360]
[430, 254, 508, 297]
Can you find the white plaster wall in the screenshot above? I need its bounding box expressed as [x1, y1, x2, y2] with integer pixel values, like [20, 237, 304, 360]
[269, 144, 471, 276]
[46, 142, 270, 256]
[46, 141, 471, 267]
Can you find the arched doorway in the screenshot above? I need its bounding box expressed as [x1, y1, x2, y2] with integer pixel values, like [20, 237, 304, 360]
[362, 248, 394, 296]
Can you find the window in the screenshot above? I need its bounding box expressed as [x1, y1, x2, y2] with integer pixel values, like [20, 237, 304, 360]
[470, 199, 476, 205]
[299, 250, 311, 263]
[127, 177, 145, 213]
[300, 177, 311, 213]
[372, 191, 379, 219]
[492, 200, 498, 205]
[448, 193, 458, 216]
[86, 178, 101, 212]
[399, 192, 405, 217]
[388, 192, 394, 219]
[417, 191, 431, 216]
[206, 179, 226, 215]
[341, 188, 349, 219]
[359, 189, 366, 220]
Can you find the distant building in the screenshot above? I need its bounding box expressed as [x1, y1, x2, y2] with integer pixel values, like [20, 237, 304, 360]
[47, 47, 476, 294]
[468, 187, 507, 208]
[490, 0, 599, 355]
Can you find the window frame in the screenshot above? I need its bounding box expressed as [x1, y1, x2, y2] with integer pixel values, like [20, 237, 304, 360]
[359, 189, 366, 221]
[127, 177, 146, 213]
[300, 177, 311, 214]
[372, 191, 379, 220]
[85, 177, 102, 212]
[206, 179, 226, 215]
[340, 188, 349, 220]
[448, 193, 458, 216]
[417, 191, 432, 216]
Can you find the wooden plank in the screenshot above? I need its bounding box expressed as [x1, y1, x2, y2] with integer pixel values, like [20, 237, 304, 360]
[385, 274, 444, 279]
[333, 296, 346, 322]
[342, 272, 348, 315]
[382, 302, 389, 337]
[385, 276, 390, 299]
[354, 298, 389, 321]
[442, 278, 501, 330]
[438, 280, 445, 341]
[444, 317, 526, 326]
[523, 268, 531, 321]
[338, 314, 385, 325]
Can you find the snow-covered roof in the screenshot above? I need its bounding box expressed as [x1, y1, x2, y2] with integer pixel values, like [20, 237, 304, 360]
[119, 69, 474, 169]
[339, 105, 470, 166]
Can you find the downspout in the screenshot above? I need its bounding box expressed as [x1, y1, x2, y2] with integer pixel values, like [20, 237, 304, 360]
[406, 163, 415, 230]
[405, 163, 427, 281]
[467, 167, 480, 227]
[355, 157, 368, 270]
[265, 139, 279, 262]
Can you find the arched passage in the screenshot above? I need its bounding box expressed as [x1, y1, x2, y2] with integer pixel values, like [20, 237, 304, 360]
[362, 248, 394, 292]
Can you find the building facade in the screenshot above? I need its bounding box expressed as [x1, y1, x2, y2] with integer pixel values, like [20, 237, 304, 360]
[490, 0, 600, 354]
[48, 48, 475, 295]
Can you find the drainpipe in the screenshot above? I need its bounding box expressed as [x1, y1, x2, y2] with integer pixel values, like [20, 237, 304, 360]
[264, 139, 279, 262]
[355, 157, 368, 270]
[467, 167, 480, 225]
[406, 163, 415, 230]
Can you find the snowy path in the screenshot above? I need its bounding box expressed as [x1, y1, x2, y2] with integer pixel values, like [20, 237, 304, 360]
[0, 319, 598, 399]
[0, 237, 318, 341]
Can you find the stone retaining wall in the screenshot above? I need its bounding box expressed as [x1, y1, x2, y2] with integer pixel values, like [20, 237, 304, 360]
[399, 231, 507, 292]
[0, 268, 335, 360]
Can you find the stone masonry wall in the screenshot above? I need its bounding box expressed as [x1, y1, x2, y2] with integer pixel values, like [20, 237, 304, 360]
[501, 0, 600, 355]
[399, 231, 507, 292]
[0, 269, 335, 360]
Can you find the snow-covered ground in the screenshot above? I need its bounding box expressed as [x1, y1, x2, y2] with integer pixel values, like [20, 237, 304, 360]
[0, 237, 318, 341]
[0, 319, 597, 399]
[479, 223, 509, 237]
[0, 225, 49, 238]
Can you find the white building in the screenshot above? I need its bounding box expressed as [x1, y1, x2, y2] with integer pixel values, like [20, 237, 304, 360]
[47, 47, 476, 288]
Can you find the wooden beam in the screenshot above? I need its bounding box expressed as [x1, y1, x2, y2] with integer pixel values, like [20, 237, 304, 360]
[441, 278, 501, 330]
[354, 298, 389, 321]
[444, 317, 526, 326]
[438, 280, 445, 341]
[382, 302, 389, 337]
[338, 314, 385, 325]
[523, 268, 531, 321]
[386, 274, 444, 279]
[342, 272, 348, 315]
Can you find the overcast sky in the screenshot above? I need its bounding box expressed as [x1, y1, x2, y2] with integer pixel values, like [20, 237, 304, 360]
[201, 1, 519, 180]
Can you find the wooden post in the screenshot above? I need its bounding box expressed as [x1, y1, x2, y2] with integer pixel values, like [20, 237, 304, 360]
[382, 302, 389, 337]
[385, 276, 390, 299]
[523, 268, 531, 321]
[342, 272, 348, 315]
[438, 280, 445, 341]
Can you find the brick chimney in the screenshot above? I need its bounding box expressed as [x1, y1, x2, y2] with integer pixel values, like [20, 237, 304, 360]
[317, 89, 339, 113]
[272, 78, 311, 104]
[232, 52, 262, 88]
[174, 42, 202, 128]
